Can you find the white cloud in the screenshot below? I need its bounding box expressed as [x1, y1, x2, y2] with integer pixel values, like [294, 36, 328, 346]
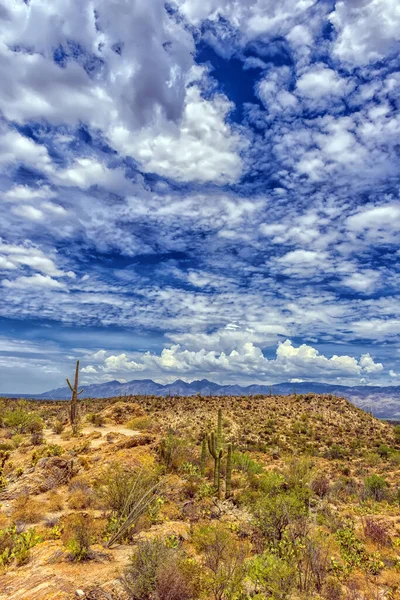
[11, 205, 45, 221]
[0, 240, 71, 278]
[330, 0, 400, 65]
[110, 82, 244, 184]
[103, 353, 144, 373]
[296, 65, 350, 98]
[84, 338, 385, 384]
[359, 353, 384, 373]
[341, 270, 381, 293]
[2, 273, 67, 290]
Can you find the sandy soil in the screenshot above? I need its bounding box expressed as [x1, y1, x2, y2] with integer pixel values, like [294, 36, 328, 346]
[43, 425, 141, 449]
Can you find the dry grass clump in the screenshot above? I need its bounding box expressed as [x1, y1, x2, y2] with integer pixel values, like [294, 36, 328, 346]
[46, 490, 64, 512]
[126, 415, 153, 431]
[12, 492, 45, 524]
[61, 512, 100, 561]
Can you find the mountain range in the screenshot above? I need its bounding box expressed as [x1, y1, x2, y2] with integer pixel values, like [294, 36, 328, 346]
[3, 378, 400, 420]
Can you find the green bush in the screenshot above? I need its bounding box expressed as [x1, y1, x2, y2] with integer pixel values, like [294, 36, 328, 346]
[31, 444, 63, 466]
[193, 522, 247, 600]
[0, 525, 42, 567]
[253, 490, 308, 544]
[232, 450, 264, 475]
[363, 475, 389, 502]
[3, 408, 43, 434]
[248, 551, 295, 600]
[86, 413, 105, 427]
[62, 513, 97, 561]
[122, 538, 199, 600]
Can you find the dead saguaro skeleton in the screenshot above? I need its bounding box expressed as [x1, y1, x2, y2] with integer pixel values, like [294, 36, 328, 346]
[66, 360, 84, 427]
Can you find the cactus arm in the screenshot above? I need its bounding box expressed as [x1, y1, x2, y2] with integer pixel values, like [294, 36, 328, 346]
[66, 379, 74, 392]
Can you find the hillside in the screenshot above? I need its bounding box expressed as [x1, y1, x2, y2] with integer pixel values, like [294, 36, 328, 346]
[0, 393, 399, 599]
[6, 379, 400, 420]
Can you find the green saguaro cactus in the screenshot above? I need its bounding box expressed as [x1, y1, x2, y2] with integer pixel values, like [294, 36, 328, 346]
[66, 360, 84, 428]
[217, 408, 223, 449]
[200, 434, 207, 476]
[208, 431, 223, 491]
[225, 443, 232, 499]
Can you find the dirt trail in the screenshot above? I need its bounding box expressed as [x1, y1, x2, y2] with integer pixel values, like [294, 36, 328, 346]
[43, 425, 141, 448]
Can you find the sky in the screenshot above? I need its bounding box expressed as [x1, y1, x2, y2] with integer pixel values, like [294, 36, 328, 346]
[0, 0, 400, 393]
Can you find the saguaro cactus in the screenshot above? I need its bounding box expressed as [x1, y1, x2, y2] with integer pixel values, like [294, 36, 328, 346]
[66, 360, 84, 427]
[225, 443, 232, 499]
[217, 408, 223, 449]
[200, 434, 207, 476]
[208, 431, 223, 491]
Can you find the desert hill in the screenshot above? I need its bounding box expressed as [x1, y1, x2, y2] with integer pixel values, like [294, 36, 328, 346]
[0, 393, 398, 599]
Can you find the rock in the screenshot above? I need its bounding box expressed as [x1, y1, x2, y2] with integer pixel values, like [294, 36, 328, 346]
[117, 434, 154, 449]
[34, 457, 76, 492]
[75, 590, 85, 598]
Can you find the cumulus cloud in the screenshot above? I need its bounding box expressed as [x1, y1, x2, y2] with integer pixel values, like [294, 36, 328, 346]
[330, 0, 400, 65]
[83, 339, 385, 384]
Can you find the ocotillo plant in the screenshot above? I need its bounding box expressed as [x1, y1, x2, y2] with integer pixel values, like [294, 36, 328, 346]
[208, 431, 223, 491]
[66, 360, 84, 428]
[200, 434, 207, 476]
[225, 443, 232, 499]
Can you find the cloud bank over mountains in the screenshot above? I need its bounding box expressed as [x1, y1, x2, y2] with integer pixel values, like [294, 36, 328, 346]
[0, 0, 399, 392]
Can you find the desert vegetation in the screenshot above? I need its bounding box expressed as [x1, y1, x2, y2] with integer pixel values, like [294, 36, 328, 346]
[0, 392, 398, 599]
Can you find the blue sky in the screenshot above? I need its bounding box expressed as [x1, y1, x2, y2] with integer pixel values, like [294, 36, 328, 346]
[0, 0, 400, 393]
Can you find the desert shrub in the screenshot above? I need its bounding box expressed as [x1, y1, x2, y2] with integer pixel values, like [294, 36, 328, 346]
[252, 490, 308, 544]
[363, 474, 388, 502]
[68, 489, 95, 509]
[12, 492, 45, 523]
[52, 420, 65, 434]
[31, 444, 63, 466]
[247, 551, 295, 600]
[325, 444, 347, 460]
[232, 450, 263, 475]
[68, 477, 95, 509]
[30, 431, 44, 446]
[86, 412, 105, 427]
[11, 434, 24, 449]
[323, 577, 343, 600]
[362, 517, 391, 547]
[394, 424, 400, 442]
[311, 474, 330, 498]
[0, 442, 13, 452]
[97, 463, 160, 546]
[257, 470, 286, 495]
[126, 415, 153, 431]
[283, 456, 314, 492]
[62, 513, 98, 561]
[47, 491, 64, 512]
[335, 520, 384, 576]
[193, 522, 248, 600]
[0, 525, 42, 567]
[158, 431, 194, 471]
[3, 408, 43, 435]
[122, 538, 199, 600]
[98, 463, 156, 516]
[377, 444, 391, 459]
